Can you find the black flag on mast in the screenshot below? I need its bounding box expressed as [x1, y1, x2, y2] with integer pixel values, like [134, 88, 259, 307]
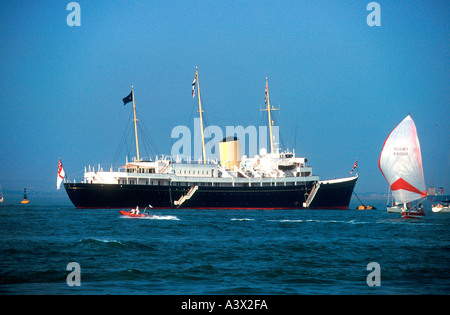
[122, 91, 133, 105]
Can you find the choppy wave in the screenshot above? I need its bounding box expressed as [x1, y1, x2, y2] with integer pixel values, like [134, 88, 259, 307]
[151, 215, 179, 220]
[77, 237, 126, 248]
[266, 219, 304, 223]
[305, 219, 371, 224]
[233, 218, 373, 224]
[1, 202, 449, 295]
[75, 238, 156, 252]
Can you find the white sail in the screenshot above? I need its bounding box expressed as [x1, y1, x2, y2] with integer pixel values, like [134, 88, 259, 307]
[379, 115, 426, 204]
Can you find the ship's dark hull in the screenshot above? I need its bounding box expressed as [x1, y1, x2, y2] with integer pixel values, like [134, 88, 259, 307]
[64, 177, 357, 210]
[307, 178, 358, 209]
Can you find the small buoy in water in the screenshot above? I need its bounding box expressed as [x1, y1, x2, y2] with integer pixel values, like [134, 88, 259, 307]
[21, 188, 30, 204]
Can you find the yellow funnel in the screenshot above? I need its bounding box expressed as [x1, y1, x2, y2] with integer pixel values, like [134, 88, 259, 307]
[219, 136, 241, 169]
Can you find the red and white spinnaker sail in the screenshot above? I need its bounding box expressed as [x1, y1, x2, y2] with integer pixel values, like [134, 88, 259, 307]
[378, 115, 427, 204]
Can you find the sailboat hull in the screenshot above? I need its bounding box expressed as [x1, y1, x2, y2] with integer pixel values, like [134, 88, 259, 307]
[387, 206, 402, 213]
[64, 176, 357, 210]
[401, 210, 426, 219]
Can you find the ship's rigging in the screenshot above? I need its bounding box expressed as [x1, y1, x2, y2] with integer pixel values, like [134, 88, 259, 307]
[113, 88, 159, 165]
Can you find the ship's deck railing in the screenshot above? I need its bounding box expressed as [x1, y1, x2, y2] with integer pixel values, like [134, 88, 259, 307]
[134, 155, 220, 165]
[85, 155, 220, 170]
[83, 161, 313, 175]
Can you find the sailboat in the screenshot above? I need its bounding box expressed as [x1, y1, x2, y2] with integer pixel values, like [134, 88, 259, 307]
[21, 188, 30, 204]
[379, 115, 427, 218]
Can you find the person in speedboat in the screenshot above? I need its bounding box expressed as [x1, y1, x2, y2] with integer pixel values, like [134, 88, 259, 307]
[130, 206, 139, 214]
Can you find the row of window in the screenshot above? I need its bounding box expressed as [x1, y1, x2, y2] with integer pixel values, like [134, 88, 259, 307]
[126, 168, 213, 176]
[119, 179, 301, 187]
[126, 168, 156, 174]
[176, 169, 213, 176]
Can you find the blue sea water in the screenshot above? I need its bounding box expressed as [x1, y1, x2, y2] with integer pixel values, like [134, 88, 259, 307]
[0, 196, 449, 295]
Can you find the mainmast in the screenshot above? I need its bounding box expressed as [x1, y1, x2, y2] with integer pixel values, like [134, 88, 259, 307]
[261, 77, 278, 153]
[132, 86, 141, 162]
[195, 67, 207, 164]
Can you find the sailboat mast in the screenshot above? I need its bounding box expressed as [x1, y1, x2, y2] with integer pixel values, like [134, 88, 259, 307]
[132, 86, 141, 162]
[196, 67, 207, 164]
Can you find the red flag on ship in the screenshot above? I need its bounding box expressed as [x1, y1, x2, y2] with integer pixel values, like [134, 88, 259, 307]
[350, 158, 358, 174]
[192, 76, 196, 98]
[265, 83, 268, 105]
[57, 158, 66, 190]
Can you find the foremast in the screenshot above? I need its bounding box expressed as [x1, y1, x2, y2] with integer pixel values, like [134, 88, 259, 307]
[131, 86, 141, 162]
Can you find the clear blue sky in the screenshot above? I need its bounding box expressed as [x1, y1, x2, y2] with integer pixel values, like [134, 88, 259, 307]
[0, 1, 448, 194]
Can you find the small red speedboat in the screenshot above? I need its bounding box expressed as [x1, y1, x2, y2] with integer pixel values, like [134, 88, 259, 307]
[120, 210, 151, 218]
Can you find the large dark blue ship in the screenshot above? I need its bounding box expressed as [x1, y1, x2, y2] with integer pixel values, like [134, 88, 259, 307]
[63, 70, 357, 209]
